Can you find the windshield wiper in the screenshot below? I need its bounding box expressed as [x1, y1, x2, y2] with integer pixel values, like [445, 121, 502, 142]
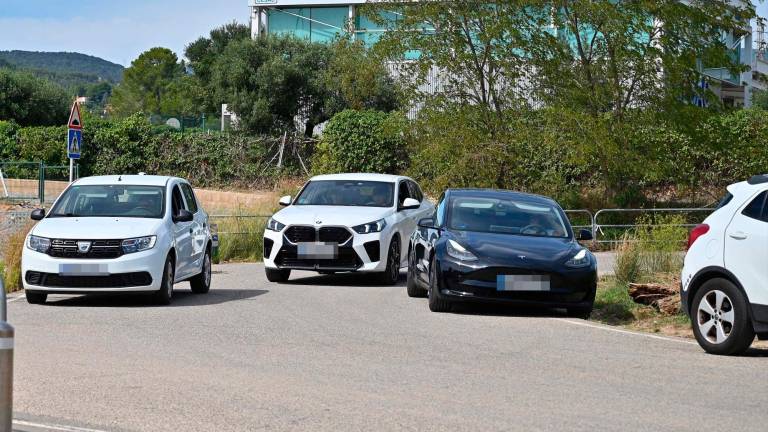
[51, 212, 80, 217]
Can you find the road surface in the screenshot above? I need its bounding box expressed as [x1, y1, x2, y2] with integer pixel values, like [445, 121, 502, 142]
[8, 262, 767, 431]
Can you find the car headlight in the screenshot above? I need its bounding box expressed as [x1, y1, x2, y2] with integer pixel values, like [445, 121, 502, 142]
[266, 217, 285, 232]
[446, 239, 478, 261]
[565, 248, 591, 268]
[122, 236, 157, 254]
[27, 235, 51, 253]
[352, 219, 387, 234]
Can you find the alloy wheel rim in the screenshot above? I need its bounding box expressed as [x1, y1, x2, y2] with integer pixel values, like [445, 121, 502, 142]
[697, 289, 734, 344]
[390, 243, 399, 280]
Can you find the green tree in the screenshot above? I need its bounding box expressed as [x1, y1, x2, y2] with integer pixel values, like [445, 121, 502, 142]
[0, 68, 70, 126]
[110, 47, 186, 116]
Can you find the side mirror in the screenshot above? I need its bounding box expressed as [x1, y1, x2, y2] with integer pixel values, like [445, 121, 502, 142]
[577, 229, 594, 241]
[31, 208, 46, 220]
[418, 218, 435, 228]
[173, 209, 194, 223]
[400, 198, 420, 210]
[279, 195, 292, 207]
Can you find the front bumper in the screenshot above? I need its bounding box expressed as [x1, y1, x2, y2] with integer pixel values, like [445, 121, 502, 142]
[435, 258, 597, 308]
[263, 226, 391, 272]
[21, 245, 167, 293]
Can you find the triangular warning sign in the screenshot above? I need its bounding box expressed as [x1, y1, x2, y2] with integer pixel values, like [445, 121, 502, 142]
[68, 101, 83, 129]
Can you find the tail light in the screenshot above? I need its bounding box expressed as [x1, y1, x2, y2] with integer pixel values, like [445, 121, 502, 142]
[687, 224, 710, 250]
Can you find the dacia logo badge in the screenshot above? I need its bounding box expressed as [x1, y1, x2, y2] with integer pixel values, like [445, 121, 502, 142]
[315, 220, 322, 225]
[77, 241, 91, 253]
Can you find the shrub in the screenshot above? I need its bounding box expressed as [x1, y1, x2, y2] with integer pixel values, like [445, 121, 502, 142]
[614, 215, 688, 284]
[312, 109, 408, 174]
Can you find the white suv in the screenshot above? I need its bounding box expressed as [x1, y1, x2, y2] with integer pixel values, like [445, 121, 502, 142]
[682, 174, 768, 355]
[22, 175, 213, 305]
[263, 173, 434, 284]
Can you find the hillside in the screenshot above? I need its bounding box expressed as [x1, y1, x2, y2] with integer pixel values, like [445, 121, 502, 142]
[0, 50, 123, 83]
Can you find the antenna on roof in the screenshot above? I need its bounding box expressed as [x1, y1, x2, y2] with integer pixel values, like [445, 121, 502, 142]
[118, 175, 122, 182]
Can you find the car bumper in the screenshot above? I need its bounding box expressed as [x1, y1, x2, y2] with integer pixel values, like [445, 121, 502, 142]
[263, 227, 390, 272]
[21, 246, 167, 293]
[435, 258, 597, 307]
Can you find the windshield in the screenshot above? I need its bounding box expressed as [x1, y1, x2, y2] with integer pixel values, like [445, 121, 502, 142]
[49, 185, 166, 218]
[295, 180, 395, 207]
[448, 196, 569, 238]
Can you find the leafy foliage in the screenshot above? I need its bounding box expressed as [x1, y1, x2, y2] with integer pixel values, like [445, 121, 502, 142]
[0, 68, 70, 126]
[313, 110, 407, 175]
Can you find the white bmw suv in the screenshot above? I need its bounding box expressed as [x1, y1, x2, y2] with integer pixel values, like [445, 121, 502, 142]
[682, 174, 768, 355]
[263, 173, 434, 284]
[22, 175, 213, 305]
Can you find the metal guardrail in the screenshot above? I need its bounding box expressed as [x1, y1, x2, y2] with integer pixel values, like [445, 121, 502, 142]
[0, 276, 14, 431]
[564, 209, 594, 232]
[592, 207, 714, 245]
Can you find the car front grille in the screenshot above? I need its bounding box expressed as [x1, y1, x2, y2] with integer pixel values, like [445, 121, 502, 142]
[25, 271, 152, 288]
[48, 239, 123, 259]
[284, 226, 352, 245]
[275, 246, 362, 270]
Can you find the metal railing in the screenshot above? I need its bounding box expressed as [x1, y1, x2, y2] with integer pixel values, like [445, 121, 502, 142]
[592, 207, 714, 245]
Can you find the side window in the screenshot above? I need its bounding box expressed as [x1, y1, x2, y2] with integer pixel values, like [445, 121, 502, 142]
[435, 193, 447, 226]
[181, 184, 199, 213]
[408, 181, 423, 202]
[398, 181, 411, 206]
[742, 191, 768, 222]
[171, 185, 185, 215]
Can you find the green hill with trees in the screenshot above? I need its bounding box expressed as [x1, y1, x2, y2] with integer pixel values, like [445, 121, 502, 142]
[0, 50, 123, 83]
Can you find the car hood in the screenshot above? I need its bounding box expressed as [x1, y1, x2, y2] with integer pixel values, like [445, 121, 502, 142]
[448, 230, 580, 269]
[272, 205, 393, 227]
[31, 217, 164, 239]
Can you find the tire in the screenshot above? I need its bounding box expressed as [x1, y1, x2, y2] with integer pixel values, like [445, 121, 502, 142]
[406, 247, 427, 298]
[427, 258, 451, 312]
[567, 306, 593, 320]
[190, 249, 212, 294]
[691, 278, 754, 355]
[265, 267, 291, 283]
[154, 256, 175, 305]
[25, 291, 47, 305]
[378, 237, 400, 286]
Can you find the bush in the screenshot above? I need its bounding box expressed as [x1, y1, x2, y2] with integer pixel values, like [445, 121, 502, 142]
[614, 215, 688, 284]
[312, 109, 408, 174]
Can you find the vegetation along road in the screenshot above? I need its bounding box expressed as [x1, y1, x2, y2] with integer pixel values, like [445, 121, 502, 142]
[8, 263, 768, 431]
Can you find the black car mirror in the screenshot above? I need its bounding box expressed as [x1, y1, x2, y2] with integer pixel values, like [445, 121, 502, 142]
[30, 208, 46, 220]
[418, 218, 435, 228]
[577, 229, 594, 241]
[173, 209, 194, 223]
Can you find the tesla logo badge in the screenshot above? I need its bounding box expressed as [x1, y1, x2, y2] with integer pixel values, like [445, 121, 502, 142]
[517, 255, 526, 260]
[77, 241, 91, 253]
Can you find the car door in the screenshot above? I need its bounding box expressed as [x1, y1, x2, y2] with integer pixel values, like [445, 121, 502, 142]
[180, 182, 206, 272]
[394, 180, 419, 266]
[415, 192, 446, 286]
[171, 183, 194, 279]
[724, 189, 768, 305]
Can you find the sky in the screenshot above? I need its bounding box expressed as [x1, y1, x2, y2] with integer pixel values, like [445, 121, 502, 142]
[0, 1, 767, 67]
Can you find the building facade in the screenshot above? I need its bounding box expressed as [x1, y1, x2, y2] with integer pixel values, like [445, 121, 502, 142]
[249, 0, 767, 107]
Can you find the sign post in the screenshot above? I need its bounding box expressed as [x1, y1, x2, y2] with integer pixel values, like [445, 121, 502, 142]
[67, 101, 83, 183]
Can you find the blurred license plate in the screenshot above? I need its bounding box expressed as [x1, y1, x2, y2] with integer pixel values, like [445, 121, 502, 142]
[297, 242, 338, 259]
[496, 275, 550, 291]
[59, 264, 109, 276]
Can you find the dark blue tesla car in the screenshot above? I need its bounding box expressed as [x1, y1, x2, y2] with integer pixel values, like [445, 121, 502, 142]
[406, 189, 597, 317]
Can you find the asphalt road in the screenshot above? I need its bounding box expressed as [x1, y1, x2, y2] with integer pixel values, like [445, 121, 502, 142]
[8, 262, 768, 432]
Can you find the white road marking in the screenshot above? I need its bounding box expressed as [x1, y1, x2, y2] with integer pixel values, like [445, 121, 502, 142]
[555, 318, 698, 345]
[13, 419, 109, 432]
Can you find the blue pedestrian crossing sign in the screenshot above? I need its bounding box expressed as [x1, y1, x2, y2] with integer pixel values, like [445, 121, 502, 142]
[68, 128, 82, 159]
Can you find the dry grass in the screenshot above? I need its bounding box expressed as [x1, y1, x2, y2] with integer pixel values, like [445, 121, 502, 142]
[1, 223, 33, 292]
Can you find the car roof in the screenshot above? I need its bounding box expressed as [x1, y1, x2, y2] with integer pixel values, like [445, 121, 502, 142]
[728, 176, 768, 197]
[73, 175, 179, 187]
[308, 173, 408, 183]
[447, 188, 559, 205]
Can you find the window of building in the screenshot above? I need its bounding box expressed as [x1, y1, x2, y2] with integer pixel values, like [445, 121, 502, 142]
[268, 7, 348, 43]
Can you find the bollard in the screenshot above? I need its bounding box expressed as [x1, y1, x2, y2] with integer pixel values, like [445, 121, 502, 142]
[0, 277, 13, 432]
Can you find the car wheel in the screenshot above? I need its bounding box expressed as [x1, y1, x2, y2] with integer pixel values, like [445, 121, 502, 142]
[378, 237, 400, 286]
[692, 278, 754, 355]
[25, 291, 47, 305]
[406, 248, 427, 298]
[154, 256, 175, 305]
[265, 267, 291, 283]
[190, 249, 212, 294]
[567, 306, 592, 319]
[427, 258, 451, 312]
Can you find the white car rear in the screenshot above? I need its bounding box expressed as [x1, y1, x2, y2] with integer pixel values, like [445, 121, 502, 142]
[682, 174, 768, 355]
[263, 173, 434, 284]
